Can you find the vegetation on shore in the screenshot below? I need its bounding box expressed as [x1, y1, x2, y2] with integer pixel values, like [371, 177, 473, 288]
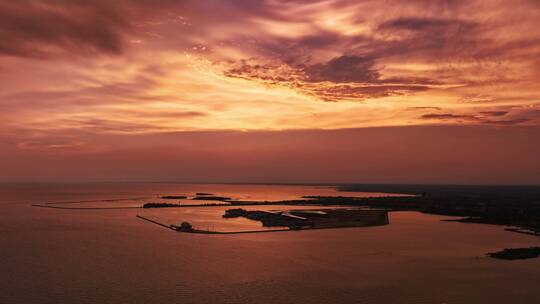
[171, 222, 194, 232]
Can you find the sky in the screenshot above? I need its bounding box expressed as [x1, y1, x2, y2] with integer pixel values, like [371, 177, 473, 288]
[1, 0, 539, 184]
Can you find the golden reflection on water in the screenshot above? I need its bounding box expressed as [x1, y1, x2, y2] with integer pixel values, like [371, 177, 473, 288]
[1, 183, 540, 304]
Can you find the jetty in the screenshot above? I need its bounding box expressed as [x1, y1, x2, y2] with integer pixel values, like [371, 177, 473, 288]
[135, 215, 290, 234]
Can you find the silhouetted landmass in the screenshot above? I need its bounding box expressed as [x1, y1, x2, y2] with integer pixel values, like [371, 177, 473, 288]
[195, 193, 214, 196]
[334, 184, 540, 235]
[143, 202, 182, 208]
[338, 184, 540, 198]
[222, 208, 388, 229]
[171, 222, 194, 232]
[192, 196, 231, 201]
[146, 184, 540, 237]
[504, 227, 540, 237]
[161, 195, 187, 199]
[488, 247, 540, 260]
[222, 208, 246, 218]
[292, 195, 540, 234]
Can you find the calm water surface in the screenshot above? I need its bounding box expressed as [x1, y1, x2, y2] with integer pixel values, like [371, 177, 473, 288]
[1, 183, 540, 304]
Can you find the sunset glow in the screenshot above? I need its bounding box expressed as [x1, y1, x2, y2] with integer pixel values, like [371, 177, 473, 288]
[1, 0, 540, 183]
[3, 3, 540, 302]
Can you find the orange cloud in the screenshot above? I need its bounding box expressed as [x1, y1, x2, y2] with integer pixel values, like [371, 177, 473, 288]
[1, 0, 540, 155]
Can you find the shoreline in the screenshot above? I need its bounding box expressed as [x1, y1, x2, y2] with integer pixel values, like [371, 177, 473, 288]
[135, 214, 387, 235]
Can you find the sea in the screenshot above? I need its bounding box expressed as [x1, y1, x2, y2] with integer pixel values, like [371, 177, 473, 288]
[1, 182, 539, 304]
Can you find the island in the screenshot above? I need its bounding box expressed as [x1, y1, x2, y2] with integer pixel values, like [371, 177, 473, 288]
[488, 247, 540, 260]
[222, 208, 389, 230]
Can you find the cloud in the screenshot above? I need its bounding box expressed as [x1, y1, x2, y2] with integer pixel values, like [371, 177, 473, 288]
[304, 55, 380, 83]
[56, 118, 167, 134]
[379, 17, 476, 32]
[0, 71, 162, 109]
[0, 1, 132, 57]
[215, 10, 511, 101]
[482, 118, 531, 126]
[407, 107, 443, 111]
[421, 113, 480, 121]
[489, 108, 540, 126]
[137, 111, 207, 119]
[479, 111, 508, 117]
[224, 55, 433, 101]
[206, 1, 540, 103]
[16, 138, 86, 152]
[1, 0, 540, 138]
[0, 0, 213, 58]
[420, 107, 540, 126]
